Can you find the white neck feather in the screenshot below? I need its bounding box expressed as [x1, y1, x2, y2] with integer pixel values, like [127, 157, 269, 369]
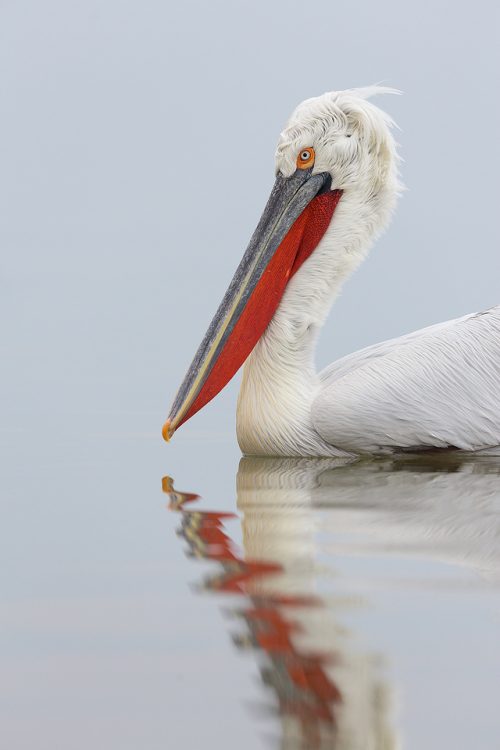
[236, 190, 387, 457]
[236, 87, 401, 457]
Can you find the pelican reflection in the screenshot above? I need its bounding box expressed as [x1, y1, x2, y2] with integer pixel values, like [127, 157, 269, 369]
[164, 454, 500, 749]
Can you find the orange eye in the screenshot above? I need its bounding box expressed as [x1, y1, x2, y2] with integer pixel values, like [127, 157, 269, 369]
[296, 147, 315, 170]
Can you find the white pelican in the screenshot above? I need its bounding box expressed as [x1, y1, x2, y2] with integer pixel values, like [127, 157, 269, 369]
[163, 86, 500, 457]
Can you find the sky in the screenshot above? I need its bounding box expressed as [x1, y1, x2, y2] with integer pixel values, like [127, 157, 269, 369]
[1, 3, 500, 748]
[1, 0, 499, 441]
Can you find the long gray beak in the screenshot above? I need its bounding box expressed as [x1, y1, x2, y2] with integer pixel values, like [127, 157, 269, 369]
[163, 167, 335, 441]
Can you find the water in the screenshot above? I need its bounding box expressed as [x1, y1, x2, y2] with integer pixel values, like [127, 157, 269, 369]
[4, 420, 499, 750]
[3, 2, 500, 745]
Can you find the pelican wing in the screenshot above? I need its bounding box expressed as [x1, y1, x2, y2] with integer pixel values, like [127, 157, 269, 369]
[313, 306, 500, 453]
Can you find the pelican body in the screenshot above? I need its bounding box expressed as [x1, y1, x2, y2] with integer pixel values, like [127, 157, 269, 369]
[163, 87, 500, 457]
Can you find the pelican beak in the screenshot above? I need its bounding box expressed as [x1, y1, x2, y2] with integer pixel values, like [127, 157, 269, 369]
[163, 168, 341, 440]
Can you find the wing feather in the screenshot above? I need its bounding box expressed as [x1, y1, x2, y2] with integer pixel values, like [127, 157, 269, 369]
[313, 307, 500, 453]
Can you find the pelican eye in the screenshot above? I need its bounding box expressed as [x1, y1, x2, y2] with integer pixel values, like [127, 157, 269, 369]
[296, 146, 315, 170]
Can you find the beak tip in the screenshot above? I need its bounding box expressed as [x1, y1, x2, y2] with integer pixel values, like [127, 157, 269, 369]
[162, 419, 173, 442]
[161, 475, 173, 492]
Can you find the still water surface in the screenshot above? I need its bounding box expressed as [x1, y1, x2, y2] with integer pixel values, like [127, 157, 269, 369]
[3, 427, 500, 749]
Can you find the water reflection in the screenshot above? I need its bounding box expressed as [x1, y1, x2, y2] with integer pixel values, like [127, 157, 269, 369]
[238, 455, 500, 581]
[163, 454, 500, 748]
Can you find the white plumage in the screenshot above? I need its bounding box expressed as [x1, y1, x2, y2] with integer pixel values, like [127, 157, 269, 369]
[236, 88, 500, 457]
[315, 308, 500, 453]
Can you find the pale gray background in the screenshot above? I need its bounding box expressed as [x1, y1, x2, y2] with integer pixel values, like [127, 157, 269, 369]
[1, 2, 499, 749]
[2, 0, 500, 441]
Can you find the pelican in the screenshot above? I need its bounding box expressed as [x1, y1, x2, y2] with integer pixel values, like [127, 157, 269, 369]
[163, 86, 500, 457]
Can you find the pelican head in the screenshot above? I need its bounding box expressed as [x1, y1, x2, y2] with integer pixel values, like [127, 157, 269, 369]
[163, 86, 400, 442]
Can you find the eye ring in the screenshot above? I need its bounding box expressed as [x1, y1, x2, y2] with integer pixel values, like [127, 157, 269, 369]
[296, 146, 315, 170]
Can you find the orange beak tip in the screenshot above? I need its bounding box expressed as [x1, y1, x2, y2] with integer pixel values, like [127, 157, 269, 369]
[161, 475, 173, 492]
[162, 419, 173, 442]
